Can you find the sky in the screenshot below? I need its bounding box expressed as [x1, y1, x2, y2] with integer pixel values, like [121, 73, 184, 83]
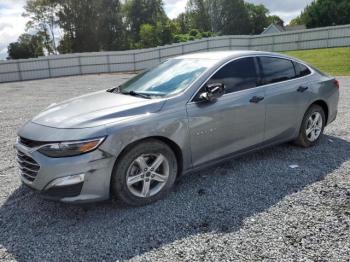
[0, 0, 313, 60]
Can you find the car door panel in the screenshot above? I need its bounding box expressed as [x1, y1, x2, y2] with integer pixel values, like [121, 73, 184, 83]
[258, 56, 313, 142]
[186, 88, 265, 167]
[264, 80, 310, 140]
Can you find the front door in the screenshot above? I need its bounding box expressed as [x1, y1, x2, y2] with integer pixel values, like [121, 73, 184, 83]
[186, 57, 266, 167]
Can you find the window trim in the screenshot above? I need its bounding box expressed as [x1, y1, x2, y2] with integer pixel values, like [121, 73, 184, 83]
[188, 54, 314, 104]
[292, 60, 312, 78]
[192, 56, 260, 102]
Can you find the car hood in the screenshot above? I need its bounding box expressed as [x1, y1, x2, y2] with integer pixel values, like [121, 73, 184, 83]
[31, 91, 166, 128]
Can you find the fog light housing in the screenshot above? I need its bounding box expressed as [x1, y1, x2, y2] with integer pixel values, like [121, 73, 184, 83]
[45, 173, 85, 190]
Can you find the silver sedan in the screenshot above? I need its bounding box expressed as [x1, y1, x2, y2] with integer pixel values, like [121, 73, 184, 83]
[16, 51, 339, 206]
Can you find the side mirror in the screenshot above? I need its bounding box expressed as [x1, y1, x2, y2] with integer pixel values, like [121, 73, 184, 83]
[199, 83, 225, 102]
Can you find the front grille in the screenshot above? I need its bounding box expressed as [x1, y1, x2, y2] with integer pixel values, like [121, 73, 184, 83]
[16, 150, 40, 182]
[19, 137, 47, 148]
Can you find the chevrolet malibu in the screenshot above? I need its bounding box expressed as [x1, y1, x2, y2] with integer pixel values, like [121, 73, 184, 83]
[15, 51, 339, 206]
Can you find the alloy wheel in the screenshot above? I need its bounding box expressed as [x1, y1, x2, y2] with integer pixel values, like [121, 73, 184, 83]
[305, 112, 323, 142]
[126, 153, 169, 198]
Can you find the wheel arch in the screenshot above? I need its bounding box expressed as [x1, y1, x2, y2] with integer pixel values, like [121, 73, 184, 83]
[296, 99, 329, 140]
[310, 99, 329, 124]
[111, 136, 184, 187]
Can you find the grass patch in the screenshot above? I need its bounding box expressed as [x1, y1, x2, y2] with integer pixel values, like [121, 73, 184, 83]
[282, 47, 350, 76]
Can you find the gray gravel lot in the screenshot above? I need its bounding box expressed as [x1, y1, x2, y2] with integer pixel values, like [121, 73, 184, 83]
[0, 74, 349, 262]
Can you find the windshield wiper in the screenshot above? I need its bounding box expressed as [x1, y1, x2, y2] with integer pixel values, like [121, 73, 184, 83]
[121, 91, 152, 99]
[106, 86, 120, 93]
[107, 87, 152, 99]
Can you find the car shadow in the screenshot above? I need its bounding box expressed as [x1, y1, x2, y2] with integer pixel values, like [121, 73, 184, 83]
[0, 135, 349, 261]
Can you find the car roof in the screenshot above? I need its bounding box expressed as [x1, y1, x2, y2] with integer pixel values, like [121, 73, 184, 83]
[176, 50, 292, 62]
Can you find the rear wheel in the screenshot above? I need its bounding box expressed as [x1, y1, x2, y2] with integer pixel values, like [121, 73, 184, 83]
[112, 139, 178, 206]
[294, 104, 325, 147]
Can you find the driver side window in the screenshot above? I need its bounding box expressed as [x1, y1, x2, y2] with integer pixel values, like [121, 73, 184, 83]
[194, 57, 259, 101]
[209, 57, 258, 93]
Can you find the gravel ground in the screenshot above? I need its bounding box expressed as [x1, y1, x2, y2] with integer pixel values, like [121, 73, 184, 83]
[0, 74, 349, 262]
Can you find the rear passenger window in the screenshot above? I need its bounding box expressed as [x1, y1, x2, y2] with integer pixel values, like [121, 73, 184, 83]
[293, 62, 311, 77]
[207, 57, 258, 94]
[259, 57, 296, 84]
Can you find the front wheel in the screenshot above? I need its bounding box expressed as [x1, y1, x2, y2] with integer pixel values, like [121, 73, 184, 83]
[111, 139, 178, 206]
[294, 104, 326, 147]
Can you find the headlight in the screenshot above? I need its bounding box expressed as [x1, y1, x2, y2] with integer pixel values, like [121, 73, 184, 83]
[37, 137, 106, 158]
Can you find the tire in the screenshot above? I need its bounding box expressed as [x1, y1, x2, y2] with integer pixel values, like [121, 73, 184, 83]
[111, 139, 178, 206]
[294, 104, 326, 148]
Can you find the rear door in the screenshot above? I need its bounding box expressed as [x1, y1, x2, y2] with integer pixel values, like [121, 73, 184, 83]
[186, 57, 266, 167]
[258, 56, 313, 142]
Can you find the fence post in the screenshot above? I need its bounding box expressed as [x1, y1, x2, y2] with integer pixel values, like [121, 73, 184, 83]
[158, 47, 161, 62]
[248, 36, 252, 50]
[207, 39, 210, 51]
[78, 56, 82, 75]
[47, 58, 52, 78]
[16, 61, 22, 81]
[327, 28, 330, 48]
[107, 54, 112, 73]
[133, 52, 136, 72]
[181, 44, 184, 54]
[297, 32, 302, 50]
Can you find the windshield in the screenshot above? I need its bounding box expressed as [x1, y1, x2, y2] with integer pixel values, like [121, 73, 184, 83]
[118, 58, 217, 98]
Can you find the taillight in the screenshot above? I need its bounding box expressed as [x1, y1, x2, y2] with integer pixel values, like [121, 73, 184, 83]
[333, 79, 340, 89]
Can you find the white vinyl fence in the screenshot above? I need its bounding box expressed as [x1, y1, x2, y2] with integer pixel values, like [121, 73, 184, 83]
[1, 24, 350, 83]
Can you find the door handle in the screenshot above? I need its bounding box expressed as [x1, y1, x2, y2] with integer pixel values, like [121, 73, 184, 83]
[297, 86, 309, 92]
[249, 96, 264, 103]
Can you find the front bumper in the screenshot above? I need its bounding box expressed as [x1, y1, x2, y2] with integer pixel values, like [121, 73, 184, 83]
[15, 142, 116, 203]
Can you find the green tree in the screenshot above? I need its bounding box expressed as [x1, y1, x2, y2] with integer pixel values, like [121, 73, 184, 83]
[22, 0, 284, 55]
[173, 13, 191, 34]
[24, 0, 58, 53]
[156, 21, 175, 45]
[187, 0, 254, 35]
[186, 0, 211, 32]
[137, 21, 174, 48]
[289, 15, 305, 26]
[56, 0, 100, 52]
[7, 33, 45, 59]
[246, 3, 269, 34]
[292, 0, 350, 28]
[214, 0, 251, 35]
[25, 0, 128, 53]
[57, 34, 73, 54]
[267, 15, 284, 27]
[97, 0, 128, 51]
[207, 0, 221, 33]
[124, 0, 167, 43]
[139, 24, 159, 48]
